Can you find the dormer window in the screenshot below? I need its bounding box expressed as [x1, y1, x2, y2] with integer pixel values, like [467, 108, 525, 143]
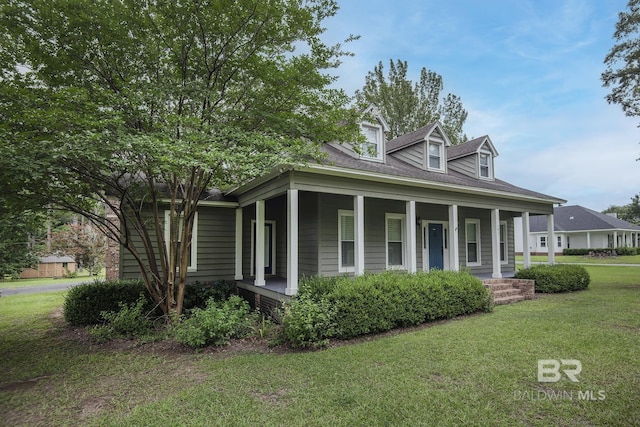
[360, 123, 384, 162]
[428, 141, 444, 171]
[479, 151, 493, 179]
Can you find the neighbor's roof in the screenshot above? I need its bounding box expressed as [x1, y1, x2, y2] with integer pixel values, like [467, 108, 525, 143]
[529, 205, 640, 232]
[40, 255, 75, 264]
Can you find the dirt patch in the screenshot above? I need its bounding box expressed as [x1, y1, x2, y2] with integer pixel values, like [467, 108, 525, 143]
[0, 376, 51, 392]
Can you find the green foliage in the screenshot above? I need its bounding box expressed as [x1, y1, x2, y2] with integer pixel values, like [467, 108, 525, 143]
[603, 0, 640, 120]
[354, 59, 468, 144]
[280, 294, 338, 349]
[182, 280, 237, 311]
[0, 0, 359, 318]
[515, 264, 590, 293]
[602, 194, 640, 224]
[173, 296, 252, 348]
[88, 295, 153, 342]
[63, 279, 155, 326]
[0, 206, 43, 279]
[562, 247, 638, 256]
[282, 271, 493, 345]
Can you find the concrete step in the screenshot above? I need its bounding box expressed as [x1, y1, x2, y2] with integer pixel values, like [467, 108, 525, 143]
[494, 294, 525, 305]
[486, 283, 514, 291]
[492, 288, 522, 298]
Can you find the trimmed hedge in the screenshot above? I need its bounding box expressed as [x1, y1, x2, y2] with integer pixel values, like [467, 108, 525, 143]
[64, 279, 238, 326]
[515, 264, 590, 293]
[64, 279, 154, 326]
[563, 247, 639, 256]
[283, 270, 493, 344]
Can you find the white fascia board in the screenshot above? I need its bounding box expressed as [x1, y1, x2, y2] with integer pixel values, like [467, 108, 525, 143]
[304, 164, 567, 205]
[158, 198, 239, 208]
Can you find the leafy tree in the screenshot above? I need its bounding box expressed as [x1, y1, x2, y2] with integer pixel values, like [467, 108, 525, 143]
[603, 194, 640, 224]
[0, 0, 358, 318]
[50, 221, 106, 275]
[0, 205, 43, 279]
[355, 59, 468, 144]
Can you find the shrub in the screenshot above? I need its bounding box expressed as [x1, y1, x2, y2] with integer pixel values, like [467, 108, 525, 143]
[88, 295, 153, 342]
[280, 294, 337, 349]
[515, 264, 590, 293]
[64, 279, 155, 326]
[615, 247, 636, 256]
[182, 280, 237, 311]
[173, 295, 252, 348]
[281, 270, 493, 344]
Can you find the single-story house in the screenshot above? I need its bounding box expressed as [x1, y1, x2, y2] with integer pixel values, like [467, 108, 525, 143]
[19, 255, 77, 279]
[515, 205, 640, 254]
[114, 110, 566, 301]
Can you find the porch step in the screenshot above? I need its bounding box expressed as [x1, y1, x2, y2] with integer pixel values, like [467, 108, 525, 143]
[482, 279, 535, 306]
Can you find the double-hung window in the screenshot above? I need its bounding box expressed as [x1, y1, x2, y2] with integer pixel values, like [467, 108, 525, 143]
[479, 152, 492, 179]
[386, 214, 405, 268]
[164, 210, 198, 272]
[540, 236, 547, 248]
[338, 210, 355, 272]
[465, 219, 481, 266]
[500, 221, 508, 263]
[428, 142, 444, 170]
[360, 124, 383, 162]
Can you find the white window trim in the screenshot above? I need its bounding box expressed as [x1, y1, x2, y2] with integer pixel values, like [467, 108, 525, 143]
[478, 150, 493, 180]
[359, 123, 384, 162]
[540, 236, 547, 248]
[500, 220, 508, 265]
[465, 218, 481, 267]
[164, 210, 198, 272]
[338, 210, 355, 273]
[557, 235, 562, 248]
[385, 213, 406, 269]
[426, 141, 445, 172]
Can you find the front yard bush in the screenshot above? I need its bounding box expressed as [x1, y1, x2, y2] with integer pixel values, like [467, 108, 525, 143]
[281, 270, 493, 345]
[88, 295, 154, 343]
[173, 295, 253, 348]
[64, 279, 155, 326]
[182, 280, 237, 311]
[515, 264, 590, 293]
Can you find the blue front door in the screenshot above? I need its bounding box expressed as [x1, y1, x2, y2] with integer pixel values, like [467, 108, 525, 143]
[428, 223, 444, 270]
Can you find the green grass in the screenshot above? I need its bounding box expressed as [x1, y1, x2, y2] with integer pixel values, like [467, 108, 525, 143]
[1, 265, 639, 426]
[517, 254, 640, 265]
[0, 270, 104, 289]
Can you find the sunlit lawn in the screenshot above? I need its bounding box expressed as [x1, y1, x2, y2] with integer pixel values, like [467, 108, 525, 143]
[1, 265, 638, 426]
[516, 254, 640, 265]
[0, 270, 104, 289]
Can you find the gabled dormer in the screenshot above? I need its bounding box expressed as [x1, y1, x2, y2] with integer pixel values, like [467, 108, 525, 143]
[328, 104, 390, 163]
[447, 136, 499, 181]
[386, 122, 452, 173]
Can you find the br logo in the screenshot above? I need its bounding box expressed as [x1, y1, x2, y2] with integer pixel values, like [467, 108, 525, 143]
[537, 359, 582, 383]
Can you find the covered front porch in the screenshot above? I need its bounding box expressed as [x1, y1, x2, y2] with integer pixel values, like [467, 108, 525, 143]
[231, 183, 555, 297]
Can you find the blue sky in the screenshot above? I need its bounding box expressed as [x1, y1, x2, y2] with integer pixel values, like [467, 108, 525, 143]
[322, 0, 639, 211]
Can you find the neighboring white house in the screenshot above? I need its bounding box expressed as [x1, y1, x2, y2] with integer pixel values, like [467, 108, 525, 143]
[515, 205, 640, 254]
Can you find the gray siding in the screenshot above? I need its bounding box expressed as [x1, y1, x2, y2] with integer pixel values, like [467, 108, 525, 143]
[121, 206, 237, 282]
[448, 155, 477, 178]
[299, 191, 319, 276]
[389, 142, 424, 169]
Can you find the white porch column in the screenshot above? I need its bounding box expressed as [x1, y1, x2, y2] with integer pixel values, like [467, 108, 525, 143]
[255, 200, 265, 287]
[547, 213, 555, 265]
[491, 208, 502, 278]
[522, 212, 531, 268]
[614, 231, 618, 248]
[587, 231, 591, 249]
[406, 200, 417, 273]
[448, 204, 460, 271]
[286, 189, 299, 296]
[354, 195, 365, 275]
[234, 208, 243, 280]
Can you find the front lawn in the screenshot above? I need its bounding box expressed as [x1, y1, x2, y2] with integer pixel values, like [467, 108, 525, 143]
[1, 265, 638, 426]
[517, 254, 640, 265]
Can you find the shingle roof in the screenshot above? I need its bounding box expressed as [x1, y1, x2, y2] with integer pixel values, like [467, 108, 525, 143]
[447, 136, 488, 160]
[386, 123, 438, 153]
[529, 205, 640, 232]
[317, 143, 564, 203]
[40, 255, 75, 264]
